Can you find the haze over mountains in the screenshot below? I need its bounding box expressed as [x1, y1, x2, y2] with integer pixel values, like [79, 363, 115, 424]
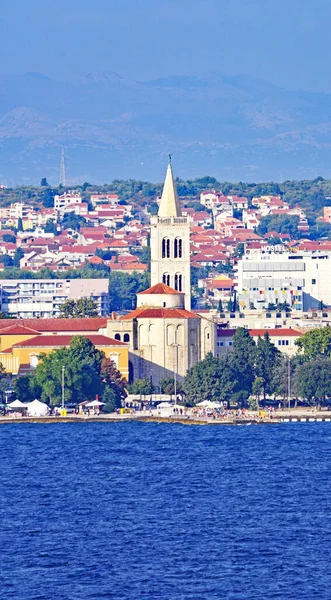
[1, 71, 331, 186]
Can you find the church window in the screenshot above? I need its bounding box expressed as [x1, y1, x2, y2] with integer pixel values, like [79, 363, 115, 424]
[163, 273, 170, 286]
[114, 333, 121, 341]
[174, 273, 182, 292]
[123, 333, 130, 343]
[162, 237, 170, 258]
[174, 237, 182, 258]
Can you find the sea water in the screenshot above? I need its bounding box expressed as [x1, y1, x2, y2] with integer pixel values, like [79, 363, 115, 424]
[0, 422, 330, 599]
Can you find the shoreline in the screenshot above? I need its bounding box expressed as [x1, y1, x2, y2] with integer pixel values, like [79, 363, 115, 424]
[0, 409, 330, 426]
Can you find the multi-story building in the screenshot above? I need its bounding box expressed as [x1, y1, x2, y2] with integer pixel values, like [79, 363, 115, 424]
[236, 252, 331, 312]
[0, 279, 109, 318]
[54, 190, 82, 211]
[215, 327, 302, 357]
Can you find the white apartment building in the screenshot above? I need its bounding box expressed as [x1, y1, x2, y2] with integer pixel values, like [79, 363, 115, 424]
[0, 203, 33, 220]
[0, 279, 109, 318]
[54, 190, 82, 211]
[236, 252, 331, 312]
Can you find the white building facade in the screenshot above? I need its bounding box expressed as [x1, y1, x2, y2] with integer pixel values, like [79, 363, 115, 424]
[0, 279, 109, 318]
[236, 252, 331, 312]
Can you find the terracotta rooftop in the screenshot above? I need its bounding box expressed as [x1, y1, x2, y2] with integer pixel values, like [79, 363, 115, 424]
[0, 318, 107, 332]
[138, 283, 184, 295]
[0, 324, 41, 336]
[217, 328, 302, 338]
[11, 334, 126, 348]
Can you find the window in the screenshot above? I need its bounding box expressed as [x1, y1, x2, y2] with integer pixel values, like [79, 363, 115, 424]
[162, 238, 170, 258]
[174, 273, 182, 292]
[123, 333, 130, 343]
[114, 333, 121, 341]
[228, 341, 233, 346]
[174, 237, 182, 258]
[163, 273, 170, 286]
[312, 279, 316, 285]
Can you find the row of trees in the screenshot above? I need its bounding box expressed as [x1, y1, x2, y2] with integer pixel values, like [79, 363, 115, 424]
[183, 328, 331, 407]
[130, 328, 331, 408]
[14, 336, 127, 412]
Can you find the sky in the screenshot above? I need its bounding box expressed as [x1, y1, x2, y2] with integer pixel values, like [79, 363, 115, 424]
[1, 0, 331, 91]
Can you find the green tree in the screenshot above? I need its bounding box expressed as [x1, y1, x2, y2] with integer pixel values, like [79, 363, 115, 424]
[17, 218, 23, 232]
[230, 327, 256, 402]
[128, 378, 154, 395]
[101, 357, 127, 400]
[293, 356, 331, 407]
[159, 376, 184, 395]
[184, 353, 237, 405]
[40, 178, 49, 187]
[295, 327, 331, 360]
[44, 220, 58, 235]
[13, 247, 24, 267]
[3, 234, 16, 243]
[13, 373, 42, 403]
[41, 188, 54, 208]
[254, 333, 281, 399]
[34, 336, 105, 405]
[59, 298, 99, 318]
[62, 213, 86, 231]
[109, 272, 150, 311]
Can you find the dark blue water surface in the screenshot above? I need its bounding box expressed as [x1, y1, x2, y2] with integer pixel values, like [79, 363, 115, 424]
[0, 422, 331, 600]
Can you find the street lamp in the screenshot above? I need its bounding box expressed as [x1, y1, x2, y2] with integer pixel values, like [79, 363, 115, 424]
[172, 343, 179, 406]
[62, 365, 65, 410]
[288, 358, 291, 411]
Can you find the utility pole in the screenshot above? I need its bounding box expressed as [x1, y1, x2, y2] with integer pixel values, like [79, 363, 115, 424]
[62, 365, 65, 410]
[59, 148, 66, 187]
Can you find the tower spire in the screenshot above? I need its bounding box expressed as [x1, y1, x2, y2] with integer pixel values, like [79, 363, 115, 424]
[158, 159, 181, 218]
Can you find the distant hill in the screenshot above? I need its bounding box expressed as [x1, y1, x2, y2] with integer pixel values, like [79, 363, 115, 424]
[1, 71, 331, 185]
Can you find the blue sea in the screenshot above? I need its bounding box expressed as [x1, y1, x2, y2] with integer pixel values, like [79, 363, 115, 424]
[0, 422, 330, 600]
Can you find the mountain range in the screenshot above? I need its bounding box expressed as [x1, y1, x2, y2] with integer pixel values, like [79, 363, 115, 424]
[1, 71, 331, 186]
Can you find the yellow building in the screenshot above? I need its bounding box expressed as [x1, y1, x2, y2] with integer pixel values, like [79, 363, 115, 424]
[0, 323, 129, 380]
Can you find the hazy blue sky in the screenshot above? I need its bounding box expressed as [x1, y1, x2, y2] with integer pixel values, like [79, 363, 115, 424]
[1, 0, 331, 91]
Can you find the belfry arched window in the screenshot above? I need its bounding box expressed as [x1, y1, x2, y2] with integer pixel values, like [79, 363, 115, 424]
[162, 237, 170, 258]
[163, 273, 170, 286]
[174, 237, 182, 258]
[174, 273, 182, 292]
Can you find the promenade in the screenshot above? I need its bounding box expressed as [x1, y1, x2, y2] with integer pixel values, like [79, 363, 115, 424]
[1, 407, 330, 426]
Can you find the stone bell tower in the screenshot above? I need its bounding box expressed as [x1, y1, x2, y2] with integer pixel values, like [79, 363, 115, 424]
[150, 159, 191, 310]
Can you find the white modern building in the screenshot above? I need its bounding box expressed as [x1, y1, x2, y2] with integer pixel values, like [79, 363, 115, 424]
[236, 252, 331, 312]
[0, 279, 109, 318]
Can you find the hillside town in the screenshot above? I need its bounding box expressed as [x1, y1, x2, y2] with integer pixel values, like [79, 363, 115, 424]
[0, 162, 330, 399]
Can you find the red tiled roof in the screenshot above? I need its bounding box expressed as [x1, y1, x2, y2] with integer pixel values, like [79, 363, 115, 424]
[138, 283, 183, 295]
[0, 324, 41, 335]
[0, 317, 107, 332]
[217, 328, 302, 338]
[121, 307, 198, 320]
[11, 334, 126, 348]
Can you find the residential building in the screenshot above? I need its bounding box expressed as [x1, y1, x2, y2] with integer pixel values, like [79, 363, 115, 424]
[0, 279, 109, 318]
[215, 327, 302, 357]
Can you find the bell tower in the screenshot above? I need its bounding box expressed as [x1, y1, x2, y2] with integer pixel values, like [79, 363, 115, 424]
[150, 158, 191, 310]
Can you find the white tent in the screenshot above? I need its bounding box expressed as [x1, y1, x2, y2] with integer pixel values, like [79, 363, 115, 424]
[157, 402, 173, 409]
[86, 400, 105, 407]
[7, 400, 27, 409]
[197, 400, 221, 408]
[27, 399, 50, 417]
